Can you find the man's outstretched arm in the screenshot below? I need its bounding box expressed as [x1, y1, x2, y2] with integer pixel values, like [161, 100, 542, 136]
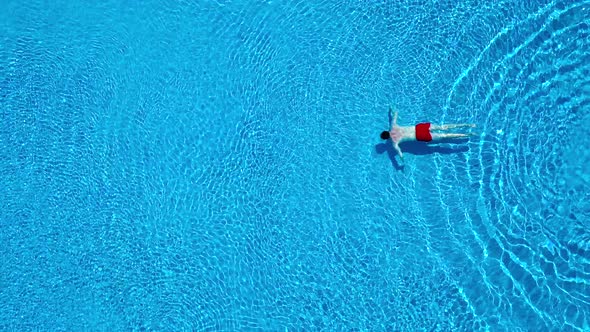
[389, 105, 398, 128]
[394, 143, 403, 160]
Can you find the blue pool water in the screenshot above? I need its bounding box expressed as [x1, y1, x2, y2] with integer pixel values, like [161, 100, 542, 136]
[1, 0, 589, 330]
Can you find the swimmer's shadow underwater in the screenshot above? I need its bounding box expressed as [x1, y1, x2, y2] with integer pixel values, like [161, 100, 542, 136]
[375, 139, 470, 170]
[376, 106, 472, 170]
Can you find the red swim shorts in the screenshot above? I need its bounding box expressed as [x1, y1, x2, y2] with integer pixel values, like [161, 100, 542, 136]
[415, 123, 432, 142]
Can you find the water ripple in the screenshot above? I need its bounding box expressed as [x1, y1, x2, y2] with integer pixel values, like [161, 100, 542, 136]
[447, 1, 590, 330]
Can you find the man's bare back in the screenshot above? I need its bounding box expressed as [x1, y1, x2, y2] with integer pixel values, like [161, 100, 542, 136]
[380, 106, 476, 160]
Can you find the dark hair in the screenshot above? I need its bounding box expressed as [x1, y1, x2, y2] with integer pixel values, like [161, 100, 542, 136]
[380, 131, 390, 140]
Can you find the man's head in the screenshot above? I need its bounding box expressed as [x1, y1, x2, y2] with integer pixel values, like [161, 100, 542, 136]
[380, 131, 390, 140]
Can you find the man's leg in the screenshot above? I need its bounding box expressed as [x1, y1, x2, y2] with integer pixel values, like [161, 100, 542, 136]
[432, 133, 471, 140]
[430, 124, 476, 130]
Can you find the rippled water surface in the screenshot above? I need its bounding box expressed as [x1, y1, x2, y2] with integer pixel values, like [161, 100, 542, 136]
[1, 0, 589, 331]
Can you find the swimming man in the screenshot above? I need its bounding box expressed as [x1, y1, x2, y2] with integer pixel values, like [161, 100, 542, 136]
[380, 106, 476, 160]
